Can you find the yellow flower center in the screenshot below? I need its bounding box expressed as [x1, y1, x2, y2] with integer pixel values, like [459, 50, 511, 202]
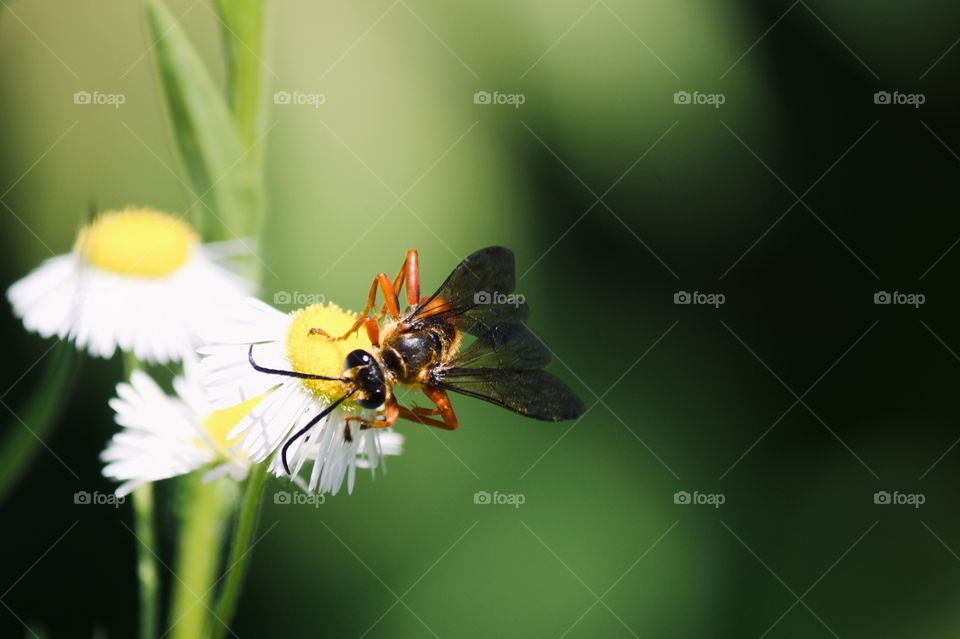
[286, 302, 373, 401]
[199, 395, 263, 459]
[76, 207, 197, 277]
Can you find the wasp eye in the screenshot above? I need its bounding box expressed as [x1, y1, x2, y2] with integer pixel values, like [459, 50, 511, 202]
[344, 349, 372, 370]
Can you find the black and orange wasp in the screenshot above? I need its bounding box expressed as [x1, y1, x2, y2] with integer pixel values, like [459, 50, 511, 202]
[249, 246, 585, 474]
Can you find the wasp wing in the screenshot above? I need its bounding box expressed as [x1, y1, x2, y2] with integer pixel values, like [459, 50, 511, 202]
[430, 324, 583, 421]
[432, 368, 585, 421]
[444, 322, 551, 370]
[406, 247, 584, 421]
[404, 246, 527, 340]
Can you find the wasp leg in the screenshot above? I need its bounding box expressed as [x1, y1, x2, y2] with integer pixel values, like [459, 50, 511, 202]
[334, 273, 400, 341]
[335, 249, 419, 341]
[364, 317, 380, 347]
[338, 249, 421, 340]
[400, 249, 420, 308]
[343, 395, 399, 441]
[387, 249, 421, 311]
[397, 386, 459, 430]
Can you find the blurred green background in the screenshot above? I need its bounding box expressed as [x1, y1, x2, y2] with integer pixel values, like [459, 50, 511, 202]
[2, 0, 960, 637]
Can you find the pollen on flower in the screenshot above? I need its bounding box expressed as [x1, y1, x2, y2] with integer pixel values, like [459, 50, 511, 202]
[286, 302, 372, 401]
[200, 395, 263, 458]
[76, 207, 197, 277]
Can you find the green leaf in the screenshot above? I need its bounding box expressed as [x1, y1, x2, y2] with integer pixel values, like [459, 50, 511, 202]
[145, 0, 262, 241]
[0, 340, 80, 506]
[216, 0, 270, 151]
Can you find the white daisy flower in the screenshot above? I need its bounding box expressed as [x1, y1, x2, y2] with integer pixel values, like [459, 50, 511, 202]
[7, 206, 253, 364]
[281, 424, 404, 496]
[101, 361, 258, 497]
[199, 299, 403, 495]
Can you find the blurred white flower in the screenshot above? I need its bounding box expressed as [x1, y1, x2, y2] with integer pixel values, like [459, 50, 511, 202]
[7, 206, 253, 364]
[101, 361, 256, 497]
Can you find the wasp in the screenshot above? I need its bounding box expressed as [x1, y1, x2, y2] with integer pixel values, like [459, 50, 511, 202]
[250, 246, 585, 474]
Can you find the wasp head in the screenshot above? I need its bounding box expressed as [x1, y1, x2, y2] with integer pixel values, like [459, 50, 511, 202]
[343, 349, 386, 409]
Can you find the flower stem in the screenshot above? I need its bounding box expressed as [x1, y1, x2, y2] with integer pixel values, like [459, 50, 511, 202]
[132, 484, 159, 639]
[210, 463, 268, 639]
[124, 352, 159, 639]
[169, 475, 237, 639]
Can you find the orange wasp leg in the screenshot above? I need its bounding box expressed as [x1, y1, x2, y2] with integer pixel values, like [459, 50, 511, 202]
[335, 249, 420, 341]
[397, 386, 459, 431]
[334, 273, 400, 340]
[364, 317, 381, 347]
[343, 395, 400, 441]
[401, 249, 420, 308]
[386, 249, 421, 311]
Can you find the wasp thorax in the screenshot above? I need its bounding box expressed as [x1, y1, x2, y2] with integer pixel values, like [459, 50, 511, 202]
[344, 349, 386, 409]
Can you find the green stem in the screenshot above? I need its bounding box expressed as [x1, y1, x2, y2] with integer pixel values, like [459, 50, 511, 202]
[124, 352, 159, 639]
[208, 5, 270, 632]
[210, 463, 268, 639]
[169, 476, 238, 639]
[133, 485, 159, 639]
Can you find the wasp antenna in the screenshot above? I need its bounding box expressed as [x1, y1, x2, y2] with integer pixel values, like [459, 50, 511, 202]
[248, 344, 347, 382]
[281, 390, 355, 475]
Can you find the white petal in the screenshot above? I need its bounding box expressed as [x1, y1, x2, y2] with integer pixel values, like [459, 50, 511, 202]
[8, 248, 254, 365]
[101, 367, 248, 495]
